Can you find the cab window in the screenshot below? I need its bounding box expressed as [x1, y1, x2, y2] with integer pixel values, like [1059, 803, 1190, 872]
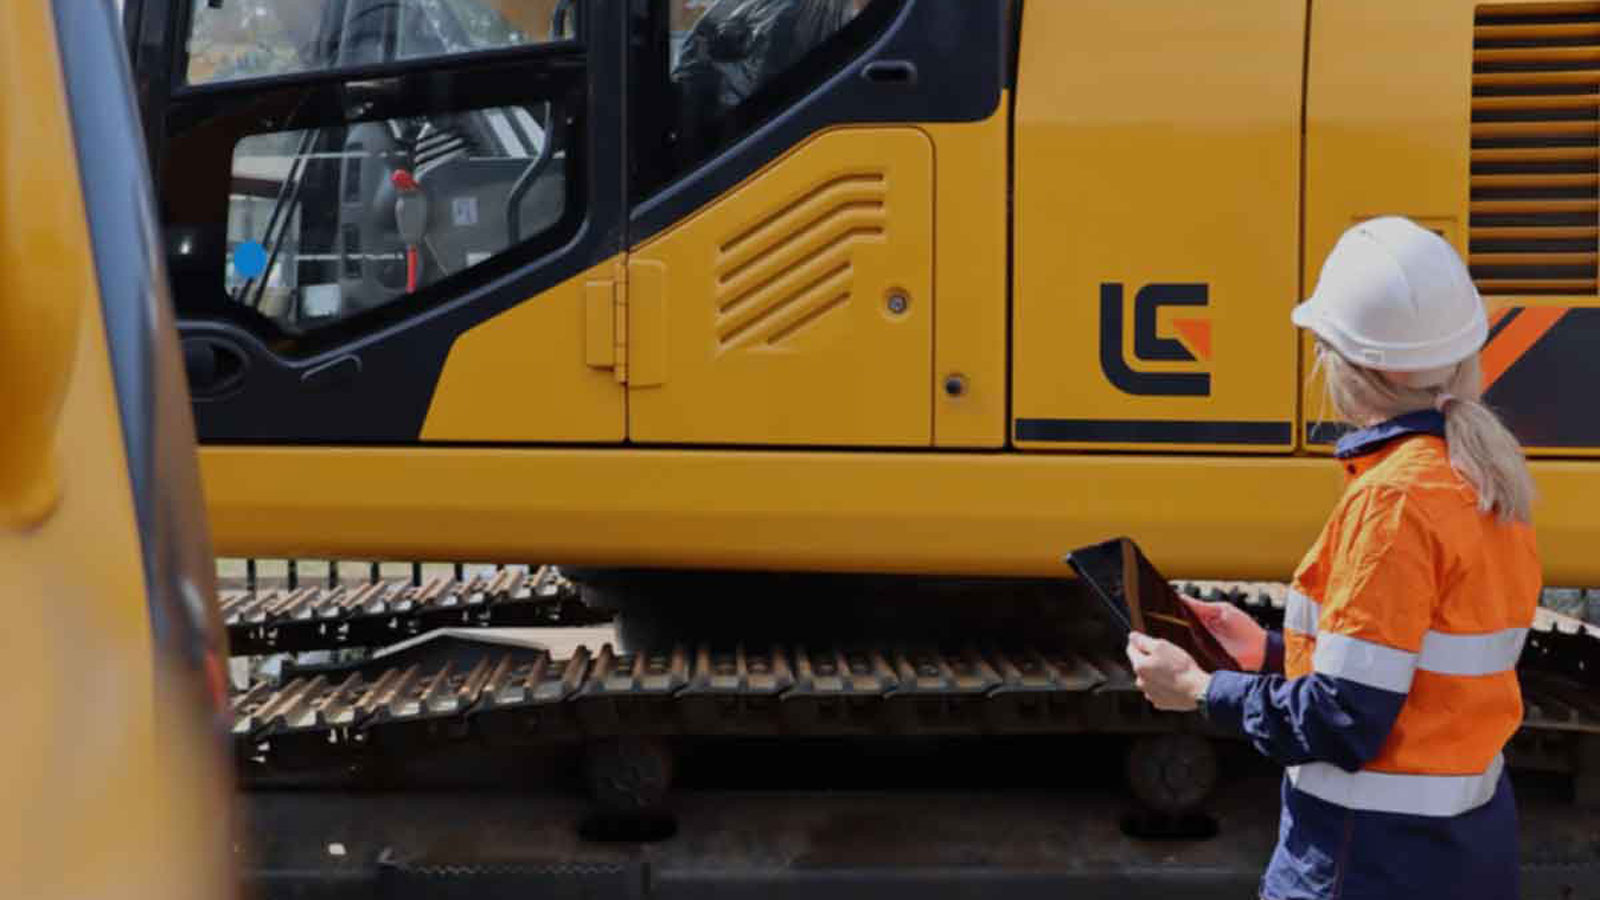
[185, 0, 576, 85]
[634, 0, 897, 200]
[225, 101, 567, 333]
[159, 0, 587, 352]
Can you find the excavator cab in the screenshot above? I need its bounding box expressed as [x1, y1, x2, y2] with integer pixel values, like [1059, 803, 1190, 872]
[125, 0, 1002, 453]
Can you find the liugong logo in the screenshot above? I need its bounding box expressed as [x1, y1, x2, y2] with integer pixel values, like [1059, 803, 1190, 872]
[1099, 283, 1212, 397]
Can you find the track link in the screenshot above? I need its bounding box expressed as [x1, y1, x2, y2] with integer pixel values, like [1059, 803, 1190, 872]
[222, 566, 604, 655]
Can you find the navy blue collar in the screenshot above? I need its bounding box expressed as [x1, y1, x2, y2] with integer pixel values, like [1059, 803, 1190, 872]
[1333, 410, 1446, 460]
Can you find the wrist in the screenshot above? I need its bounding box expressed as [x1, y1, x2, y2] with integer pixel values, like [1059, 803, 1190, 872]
[1188, 671, 1213, 706]
[1196, 670, 1247, 734]
[1244, 635, 1267, 672]
[1235, 625, 1267, 671]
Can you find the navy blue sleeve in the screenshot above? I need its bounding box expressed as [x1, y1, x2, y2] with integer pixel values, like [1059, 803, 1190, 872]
[1261, 630, 1285, 675]
[1204, 670, 1405, 771]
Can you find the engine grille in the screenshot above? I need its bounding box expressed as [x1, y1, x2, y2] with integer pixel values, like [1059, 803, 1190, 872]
[1471, 3, 1600, 296]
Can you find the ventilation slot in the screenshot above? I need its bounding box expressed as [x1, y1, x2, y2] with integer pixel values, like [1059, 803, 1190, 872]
[1472, 3, 1600, 296]
[712, 172, 888, 349]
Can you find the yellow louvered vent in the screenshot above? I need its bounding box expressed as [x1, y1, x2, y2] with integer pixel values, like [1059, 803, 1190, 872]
[1472, 3, 1600, 296]
[713, 172, 886, 350]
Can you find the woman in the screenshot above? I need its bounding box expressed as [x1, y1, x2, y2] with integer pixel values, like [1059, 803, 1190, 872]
[1127, 216, 1541, 900]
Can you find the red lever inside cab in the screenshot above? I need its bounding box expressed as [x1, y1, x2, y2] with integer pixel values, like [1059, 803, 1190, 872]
[390, 168, 420, 193]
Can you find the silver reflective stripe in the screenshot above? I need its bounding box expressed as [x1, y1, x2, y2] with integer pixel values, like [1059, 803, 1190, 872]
[1287, 755, 1503, 817]
[1313, 632, 1417, 693]
[1286, 588, 1320, 634]
[1418, 628, 1527, 677]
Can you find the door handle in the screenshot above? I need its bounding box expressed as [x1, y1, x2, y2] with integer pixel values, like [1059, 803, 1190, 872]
[301, 354, 362, 392]
[181, 336, 248, 399]
[861, 60, 918, 87]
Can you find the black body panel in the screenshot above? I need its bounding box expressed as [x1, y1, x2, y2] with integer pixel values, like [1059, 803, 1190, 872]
[1488, 306, 1600, 449]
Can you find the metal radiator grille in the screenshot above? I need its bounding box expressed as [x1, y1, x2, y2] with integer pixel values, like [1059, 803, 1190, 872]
[1472, 3, 1600, 296]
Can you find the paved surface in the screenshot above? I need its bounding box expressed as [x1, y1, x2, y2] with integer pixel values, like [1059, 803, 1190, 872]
[239, 738, 1600, 899]
[242, 783, 1600, 899]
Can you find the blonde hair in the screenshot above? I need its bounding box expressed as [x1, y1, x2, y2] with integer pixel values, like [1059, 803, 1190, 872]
[1316, 342, 1535, 523]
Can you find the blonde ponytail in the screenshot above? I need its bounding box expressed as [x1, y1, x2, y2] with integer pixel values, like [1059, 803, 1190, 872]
[1316, 343, 1536, 523]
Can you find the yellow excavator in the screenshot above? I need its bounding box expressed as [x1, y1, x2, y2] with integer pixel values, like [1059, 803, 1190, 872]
[11, 0, 1600, 896]
[127, 0, 1600, 796]
[129, 0, 1600, 582]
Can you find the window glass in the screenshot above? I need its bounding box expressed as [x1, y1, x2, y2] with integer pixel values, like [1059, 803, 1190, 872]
[186, 0, 576, 86]
[670, 0, 873, 95]
[640, 0, 889, 197]
[226, 102, 567, 333]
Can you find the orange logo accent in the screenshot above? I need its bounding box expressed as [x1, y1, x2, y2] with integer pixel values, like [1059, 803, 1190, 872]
[1172, 318, 1213, 362]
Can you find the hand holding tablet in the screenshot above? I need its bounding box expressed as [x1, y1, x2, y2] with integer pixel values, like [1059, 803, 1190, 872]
[1064, 536, 1242, 673]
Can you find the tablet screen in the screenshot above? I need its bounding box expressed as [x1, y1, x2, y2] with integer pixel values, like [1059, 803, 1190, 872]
[1065, 537, 1240, 672]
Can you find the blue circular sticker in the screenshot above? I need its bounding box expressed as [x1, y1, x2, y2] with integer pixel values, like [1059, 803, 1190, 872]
[233, 241, 268, 279]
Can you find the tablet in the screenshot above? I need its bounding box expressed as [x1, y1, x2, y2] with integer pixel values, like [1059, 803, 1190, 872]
[1065, 536, 1240, 672]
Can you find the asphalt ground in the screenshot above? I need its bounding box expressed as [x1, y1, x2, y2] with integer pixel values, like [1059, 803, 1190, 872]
[240, 735, 1600, 899]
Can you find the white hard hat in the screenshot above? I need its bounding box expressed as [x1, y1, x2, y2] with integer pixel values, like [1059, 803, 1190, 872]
[1292, 216, 1487, 372]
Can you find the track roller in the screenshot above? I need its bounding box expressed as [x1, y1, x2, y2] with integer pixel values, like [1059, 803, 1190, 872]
[1125, 732, 1219, 815]
[585, 736, 675, 816]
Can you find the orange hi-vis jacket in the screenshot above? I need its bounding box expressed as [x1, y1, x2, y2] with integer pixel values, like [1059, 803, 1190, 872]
[1204, 410, 1541, 899]
[1287, 423, 1540, 803]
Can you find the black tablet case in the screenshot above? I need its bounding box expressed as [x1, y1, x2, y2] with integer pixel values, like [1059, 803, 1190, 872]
[1065, 536, 1241, 672]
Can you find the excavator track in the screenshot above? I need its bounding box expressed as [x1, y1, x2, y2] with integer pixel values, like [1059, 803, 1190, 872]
[232, 641, 1161, 767]
[220, 565, 605, 655]
[224, 567, 1600, 797]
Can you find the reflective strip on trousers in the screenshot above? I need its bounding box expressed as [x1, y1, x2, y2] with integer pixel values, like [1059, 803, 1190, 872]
[1287, 754, 1504, 817]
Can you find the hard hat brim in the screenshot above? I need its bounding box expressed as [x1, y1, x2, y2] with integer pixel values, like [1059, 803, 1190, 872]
[1290, 300, 1317, 330]
[1290, 294, 1488, 372]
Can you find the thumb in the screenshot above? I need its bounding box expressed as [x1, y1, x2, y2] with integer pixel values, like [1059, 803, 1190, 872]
[1128, 631, 1157, 654]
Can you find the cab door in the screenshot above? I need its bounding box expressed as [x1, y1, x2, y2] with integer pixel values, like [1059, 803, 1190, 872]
[129, 0, 628, 443]
[620, 0, 1007, 446]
